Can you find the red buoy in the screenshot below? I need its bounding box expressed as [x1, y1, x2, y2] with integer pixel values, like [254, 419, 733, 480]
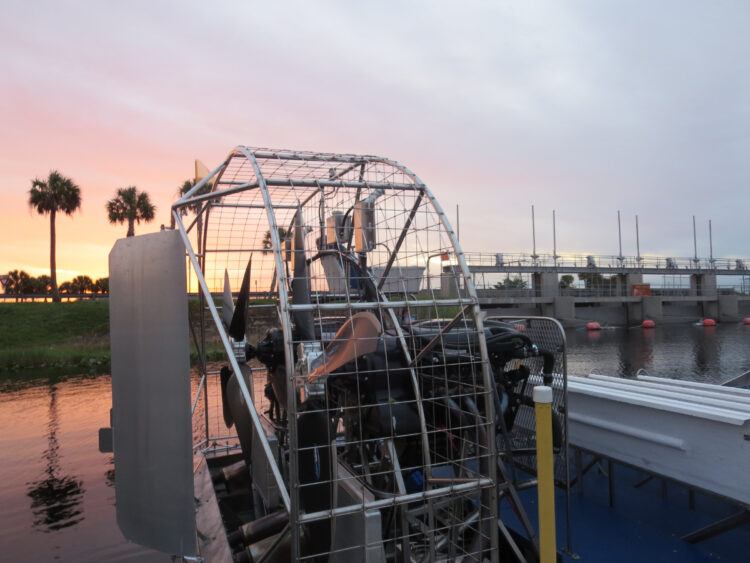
[586, 321, 601, 331]
[702, 318, 717, 327]
[642, 319, 656, 329]
[743, 317, 750, 325]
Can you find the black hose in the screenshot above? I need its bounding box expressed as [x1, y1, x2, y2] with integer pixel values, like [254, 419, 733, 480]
[297, 400, 333, 560]
[540, 349, 555, 386]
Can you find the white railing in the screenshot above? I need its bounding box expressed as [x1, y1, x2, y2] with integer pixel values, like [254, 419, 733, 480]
[460, 252, 750, 272]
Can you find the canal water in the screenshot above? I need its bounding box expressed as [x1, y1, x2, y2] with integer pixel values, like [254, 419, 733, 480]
[1, 323, 748, 561]
[566, 322, 750, 383]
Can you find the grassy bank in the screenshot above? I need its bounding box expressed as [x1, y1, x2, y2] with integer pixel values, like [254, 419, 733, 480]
[0, 301, 226, 372]
[0, 301, 110, 371]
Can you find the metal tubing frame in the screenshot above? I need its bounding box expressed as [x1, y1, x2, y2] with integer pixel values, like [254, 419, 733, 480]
[485, 314, 572, 554]
[299, 478, 495, 523]
[408, 305, 473, 367]
[174, 159, 226, 205]
[288, 298, 476, 311]
[376, 190, 425, 291]
[174, 181, 255, 208]
[191, 373, 206, 417]
[175, 178, 421, 211]
[172, 209, 291, 513]
[251, 148, 380, 163]
[236, 146, 302, 558]
[390, 156, 500, 561]
[237, 146, 442, 559]
[175, 146, 503, 561]
[265, 177, 421, 190]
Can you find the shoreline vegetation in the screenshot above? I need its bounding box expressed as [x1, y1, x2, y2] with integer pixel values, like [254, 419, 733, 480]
[0, 301, 225, 373]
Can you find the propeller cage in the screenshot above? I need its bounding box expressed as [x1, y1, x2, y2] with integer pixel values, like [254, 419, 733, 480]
[172, 147, 513, 562]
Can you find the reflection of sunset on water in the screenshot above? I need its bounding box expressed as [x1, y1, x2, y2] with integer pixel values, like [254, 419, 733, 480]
[0, 323, 747, 560]
[0, 374, 169, 561]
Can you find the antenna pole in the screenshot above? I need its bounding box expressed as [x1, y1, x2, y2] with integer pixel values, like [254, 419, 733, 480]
[636, 214, 641, 261]
[552, 209, 557, 263]
[531, 205, 537, 259]
[617, 210, 623, 264]
[693, 215, 698, 265]
[709, 219, 714, 265]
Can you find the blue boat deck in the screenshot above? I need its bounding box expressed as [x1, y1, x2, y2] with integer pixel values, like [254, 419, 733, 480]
[501, 455, 750, 562]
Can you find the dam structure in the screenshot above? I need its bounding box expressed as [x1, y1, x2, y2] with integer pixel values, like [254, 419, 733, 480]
[438, 252, 750, 326]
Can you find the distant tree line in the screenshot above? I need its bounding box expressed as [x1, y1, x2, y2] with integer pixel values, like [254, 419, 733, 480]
[2, 270, 108, 301]
[560, 274, 575, 289]
[23, 168, 207, 303]
[490, 274, 597, 291]
[577, 272, 618, 289]
[493, 276, 528, 290]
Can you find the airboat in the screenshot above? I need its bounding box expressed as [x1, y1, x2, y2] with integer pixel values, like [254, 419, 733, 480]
[102, 146, 571, 562]
[101, 146, 750, 562]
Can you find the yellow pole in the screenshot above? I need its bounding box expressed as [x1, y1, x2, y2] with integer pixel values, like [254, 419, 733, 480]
[534, 385, 557, 563]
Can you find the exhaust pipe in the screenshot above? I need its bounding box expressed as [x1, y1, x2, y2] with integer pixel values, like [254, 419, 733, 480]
[228, 510, 289, 549]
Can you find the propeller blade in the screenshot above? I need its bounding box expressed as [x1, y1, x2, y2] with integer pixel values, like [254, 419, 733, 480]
[225, 367, 255, 469]
[308, 312, 382, 382]
[219, 366, 234, 428]
[228, 256, 252, 341]
[194, 159, 212, 185]
[221, 269, 235, 329]
[291, 209, 315, 341]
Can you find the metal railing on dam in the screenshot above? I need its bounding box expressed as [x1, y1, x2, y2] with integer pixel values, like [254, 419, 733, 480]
[435, 252, 750, 324]
[461, 252, 750, 276]
[473, 286, 750, 299]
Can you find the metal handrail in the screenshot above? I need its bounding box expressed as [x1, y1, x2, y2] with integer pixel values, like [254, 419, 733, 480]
[460, 252, 750, 273]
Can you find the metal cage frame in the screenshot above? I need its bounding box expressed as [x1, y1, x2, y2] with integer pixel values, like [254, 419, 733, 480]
[170, 146, 547, 562]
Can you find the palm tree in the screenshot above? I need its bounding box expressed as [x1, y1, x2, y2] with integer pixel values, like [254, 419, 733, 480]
[93, 277, 109, 294]
[5, 270, 31, 302]
[58, 281, 72, 296]
[262, 228, 289, 254]
[69, 275, 94, 295]
[177, 179, 210, 255]
[27, 383, 84, 532]
[106, 186, 156, 237]
[28, 171, 82, 302]
[32, 275, 52, 301]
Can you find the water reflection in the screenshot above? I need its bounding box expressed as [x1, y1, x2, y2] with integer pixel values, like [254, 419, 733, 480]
[566, 323, 750, 381]
[26, 383, 85, 532]
[584, 329, 602, 343]
[690, 325, 720, 377]
[0, 327, 748, 561]
[616, 327, 654, 375]
[105, 456, 116, 489]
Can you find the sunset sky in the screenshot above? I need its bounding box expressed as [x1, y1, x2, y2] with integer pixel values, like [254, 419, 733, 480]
[2, 1, 749, 280]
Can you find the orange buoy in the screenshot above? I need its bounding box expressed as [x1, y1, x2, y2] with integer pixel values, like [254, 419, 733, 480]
[586, 321, 601, 331]
[702, 318, 717, 327]
[642, 319, 656, 329]
[743, 317, 750, 325]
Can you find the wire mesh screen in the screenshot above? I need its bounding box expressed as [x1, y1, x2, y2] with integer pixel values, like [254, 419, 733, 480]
[175, 147, 503, 562]
[485, 315, 569, 485]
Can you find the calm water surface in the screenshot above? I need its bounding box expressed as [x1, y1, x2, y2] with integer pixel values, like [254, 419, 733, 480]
[1, 323, 749, 561]
[0, 373, 168, 562]
[566, 323, 750, 382]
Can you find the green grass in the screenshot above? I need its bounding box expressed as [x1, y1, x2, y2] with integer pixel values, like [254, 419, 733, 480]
[0, 301, 111, 371]
[0, 300, 231, 372]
